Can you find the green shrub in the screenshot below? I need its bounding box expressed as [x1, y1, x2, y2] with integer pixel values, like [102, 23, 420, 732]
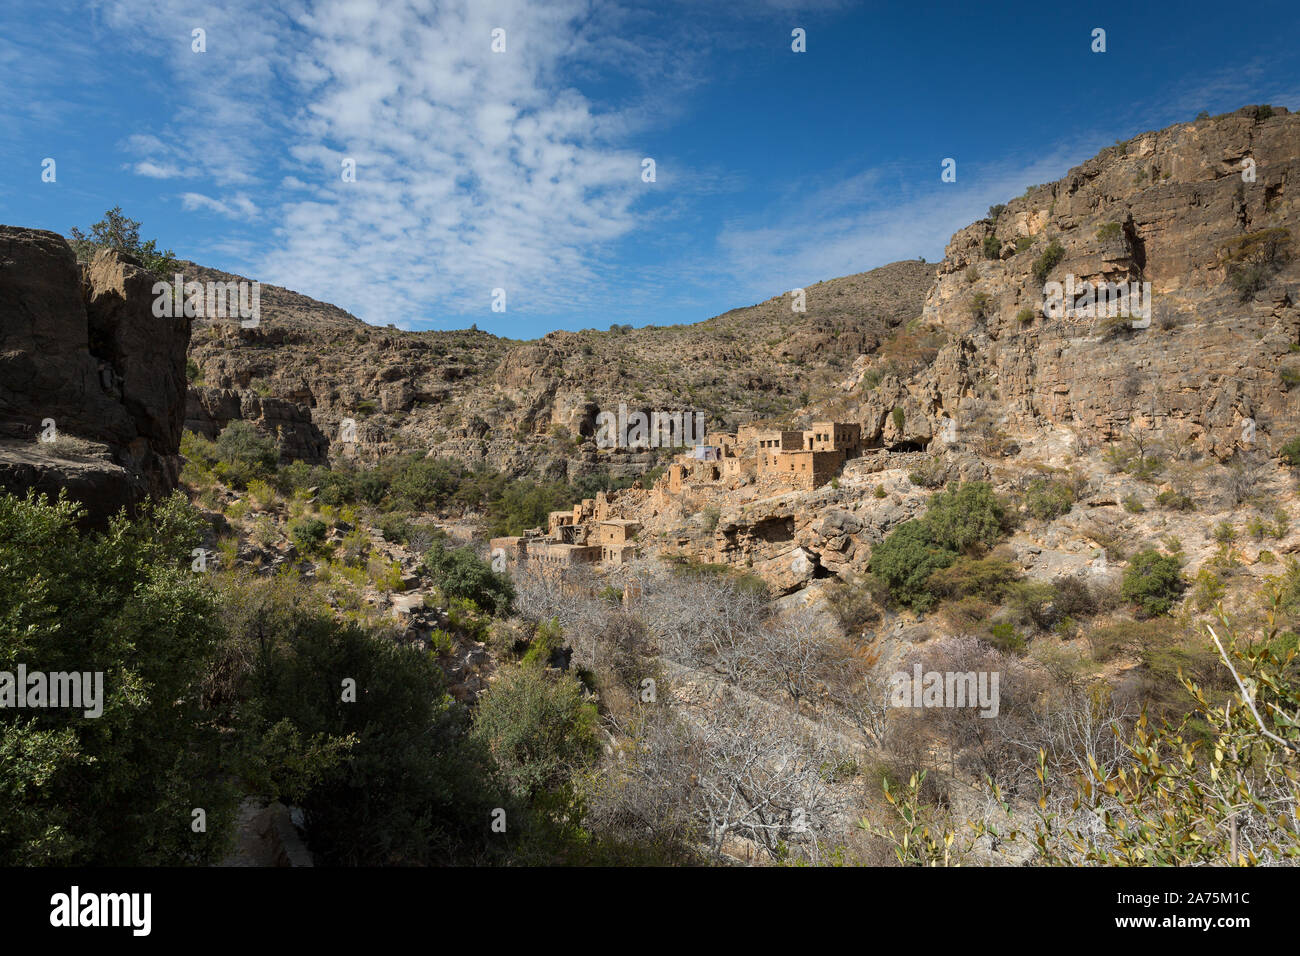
[870, 482, 1008, 609]
[1005, 579, 1059, 631]
[469, 664, 599, 802]
[924, 481, 1008, 553]
[446, 596, 491, 642]
[701, 506, 721, 534]
[869, 520, 956, 611]
[1121, 549, 1187, 617]
[986, 621, 1027, 654]
[1095, 222, 1123, 242]
[908, 458, 947, 489]
[1051, 576, 1097, 620]
[0, 491, 235, 865]
[213, 421, 279, 488]
[1219, 227, 1291, 301]
[521, 618, 565, 669]
[1032, 239, 1066, 283]
[378, 512, 412, 544]
[1122, 494, 1145, 514]
[926, 555, 1019, 602]
[1024, 477, 1075, 520]
[983, 235, 1001, 259]
[1156, 489, 1194, 511]
[219, 572, 501, 865]
[423, 542, 515, 615]
[290, 516, 328, 554]
[1280, 436, 1300, 468]
[1193, 568, 1226, 611]
[429, 627, 455, 656]
[1016, 307, 1035, 324]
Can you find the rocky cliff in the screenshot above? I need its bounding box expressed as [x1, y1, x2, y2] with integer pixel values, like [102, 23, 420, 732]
[0, 228, 191, 524]
[909, 104, 1299, 459]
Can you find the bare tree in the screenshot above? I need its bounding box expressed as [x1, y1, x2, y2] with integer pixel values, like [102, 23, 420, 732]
[751, 609, 843, 706]
[626, 564, 770, 685]
[586, 703, 701, 859]
[511, 559, 597, 630]
[688, 688, 841, 863]
[1225, 449, 1268, 506]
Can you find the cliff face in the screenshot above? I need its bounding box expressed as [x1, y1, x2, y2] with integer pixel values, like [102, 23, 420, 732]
[910, 105, 1300, 459]
[0, 228, 191, 524]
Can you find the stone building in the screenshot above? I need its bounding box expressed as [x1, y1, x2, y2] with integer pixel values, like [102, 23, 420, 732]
[594, 519, 641, 565]
[667, 418, 864, 493]
[491, 496, 638, 570]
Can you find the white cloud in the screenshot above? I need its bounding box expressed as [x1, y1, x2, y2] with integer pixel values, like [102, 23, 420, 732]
[130, 160, 187, 179]
[73, 1, 1300, 330]
[180, 192, 260, 219]
[98, 0, 673, 323]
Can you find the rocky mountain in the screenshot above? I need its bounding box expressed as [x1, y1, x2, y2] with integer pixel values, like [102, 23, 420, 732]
[184, 259, 934, 481]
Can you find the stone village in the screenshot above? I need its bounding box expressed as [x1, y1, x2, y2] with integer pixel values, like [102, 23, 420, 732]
[490, 419, 864, 571]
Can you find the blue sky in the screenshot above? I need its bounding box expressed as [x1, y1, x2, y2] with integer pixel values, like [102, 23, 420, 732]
[2, 0, 1298, 339]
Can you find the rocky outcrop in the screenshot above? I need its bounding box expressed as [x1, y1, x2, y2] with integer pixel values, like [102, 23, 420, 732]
[909, 106, 1300, 459]
[186, 386, 330, 465]
[0, 228, 190, 524]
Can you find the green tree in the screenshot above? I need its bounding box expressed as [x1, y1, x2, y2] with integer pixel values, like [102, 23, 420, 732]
[213, 420, 279, 487]
[69, 206, 177, 277]
[869, 519, 957, 611]
[216, 571, 500, 865]
[870, 483, 1009, 610]
[0, 492, 236, 865]
[924, 481, 1008, 553]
